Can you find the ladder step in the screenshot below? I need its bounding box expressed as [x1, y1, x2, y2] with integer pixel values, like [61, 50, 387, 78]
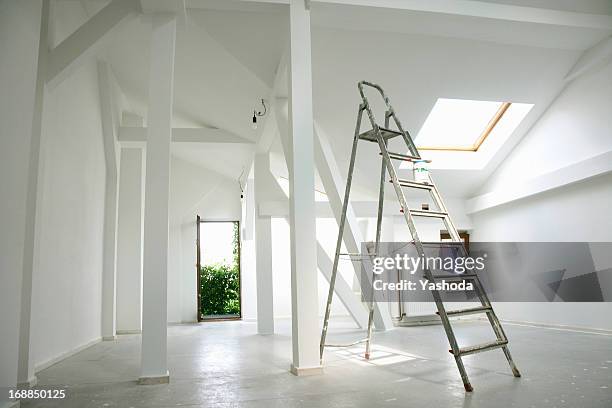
[409, 209, 447, 218]
[380, 151, 423, 162]
[451, 340, 508, 357]
[394, 179, 433, 190]
[437, 306, 492, 317]
[359, 127, 403, 142]
[420, 241, 465, 247]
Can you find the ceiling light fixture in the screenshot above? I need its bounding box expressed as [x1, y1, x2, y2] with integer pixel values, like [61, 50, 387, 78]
[252, 99, 267, 130]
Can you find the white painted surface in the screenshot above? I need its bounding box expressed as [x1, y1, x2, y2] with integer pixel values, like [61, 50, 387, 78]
[254, 153, 275, 334]
[241, 178, 258, 322]
[288, 0, 321, 371]
[0, 0, 42, 400]
[116, 148, 144, 332]
[17, 0, 49, 387]
[98, 61, 120, 340]
[31, 60, 106, 369]
[472, 177, 612, 330]
[140, 14, 176, 380]
[479, 61, 612, 194]
[46, 0, 141, 89]
[313, 123, 393, 330]
[470, 61, 612, 330]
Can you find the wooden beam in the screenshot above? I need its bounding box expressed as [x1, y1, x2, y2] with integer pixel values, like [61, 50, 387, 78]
[316, 243, 368, 329]
[313, 122, 393, 330]
[274, 104, 392, 330]
[118, 127, 254, 144]
[565, 36, 612, 82]
[140, 13, 176, 385]
[18, 0, 51, 389]
[97, 60, 120, 342]
[185, 0, 612, 30]
[46, 0, 141, 89]
[315, 0, 612, 29]
[255, 47, 288, 154]
[287, 0, 320, 374]
[466, 150, 612, 214]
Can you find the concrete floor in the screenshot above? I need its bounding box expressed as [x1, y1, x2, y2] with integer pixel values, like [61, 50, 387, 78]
[22, 318, 612, 408]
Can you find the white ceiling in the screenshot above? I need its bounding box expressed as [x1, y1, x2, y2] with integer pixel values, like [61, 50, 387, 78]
[59, 0, 612, 198]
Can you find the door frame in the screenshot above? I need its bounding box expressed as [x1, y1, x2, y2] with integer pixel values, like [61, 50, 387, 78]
[196, 217, 242, 322]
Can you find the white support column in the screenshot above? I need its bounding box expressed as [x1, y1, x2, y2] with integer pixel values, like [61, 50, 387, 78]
[254, 153, 275, 335]
[97, 60, 120, 341]
[116, 147, 145, 333]
[287, 0, 321, 376]
[17, 0, 51, 390]
[139, 14, 176, 385]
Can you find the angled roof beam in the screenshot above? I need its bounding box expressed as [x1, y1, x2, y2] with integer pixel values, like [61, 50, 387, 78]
[313, 121, 393, 330]
[255, 46, 289, 154]
[565, 36, 612, 82]
[189, 0, 612, 29]
[46, 0, 141, 89]
[317, 243, 368, 329]
[312, 0, 612, 29]
[466, 151, 612, 214]
[275, 97, 393, 331]
[118, 126, 254, 144]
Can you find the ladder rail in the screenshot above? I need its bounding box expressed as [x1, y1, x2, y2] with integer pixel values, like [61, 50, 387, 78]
[320, 81, 521, 392]
[365, 118, 390, 360]
[319, 104, 365, 361]
[358, 80, 420, 158]
[358, 91, 471, 387]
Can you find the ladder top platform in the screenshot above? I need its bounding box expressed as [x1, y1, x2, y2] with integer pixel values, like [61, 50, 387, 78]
[359, 127, 403, 142]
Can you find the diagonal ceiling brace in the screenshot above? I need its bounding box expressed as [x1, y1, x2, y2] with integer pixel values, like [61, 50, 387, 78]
[46, 0, 141, 89]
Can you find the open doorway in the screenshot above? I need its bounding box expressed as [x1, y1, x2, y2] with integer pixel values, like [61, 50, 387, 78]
[196, 217, 241, 321]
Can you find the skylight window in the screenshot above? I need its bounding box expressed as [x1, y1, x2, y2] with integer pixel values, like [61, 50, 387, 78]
[415, 98, 511, 152]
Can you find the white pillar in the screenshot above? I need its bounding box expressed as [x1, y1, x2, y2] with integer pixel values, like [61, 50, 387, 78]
[98, 60, 120, 342]
[17, 0, 51, 390]
[140, 14, 176, 384]
[287, 0, 321, 375]
[254, 153, 274, 335]
[116, 147, 145, 333]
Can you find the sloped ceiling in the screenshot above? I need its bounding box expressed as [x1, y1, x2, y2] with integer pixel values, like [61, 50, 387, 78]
[59, 0, 612, 199]
[188, 8, 288, 87]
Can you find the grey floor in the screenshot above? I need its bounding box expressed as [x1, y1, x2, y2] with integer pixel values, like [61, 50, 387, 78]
[22, 318, 612, 408]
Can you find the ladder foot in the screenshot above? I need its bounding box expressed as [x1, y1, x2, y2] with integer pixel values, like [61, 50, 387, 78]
[463, 383, 473, 392]
[512, 368, 521, 378]
[364, 352, 370, 360]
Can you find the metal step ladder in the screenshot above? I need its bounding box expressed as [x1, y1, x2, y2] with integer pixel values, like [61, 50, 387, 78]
[319, 81, 521, 392]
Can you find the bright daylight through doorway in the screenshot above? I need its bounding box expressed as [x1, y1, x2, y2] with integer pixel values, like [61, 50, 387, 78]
[197, 220, 241, 321]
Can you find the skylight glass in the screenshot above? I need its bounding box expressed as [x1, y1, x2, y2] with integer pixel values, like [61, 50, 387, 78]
[415, 98, 510, 151]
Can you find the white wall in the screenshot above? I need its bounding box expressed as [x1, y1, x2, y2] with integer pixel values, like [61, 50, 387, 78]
[30, 59, 107, 368]
[116, 148, 144, 332]
[0, 0, 42, 401]
[480, 61, 612, 193]
[471, 60, 612, 330]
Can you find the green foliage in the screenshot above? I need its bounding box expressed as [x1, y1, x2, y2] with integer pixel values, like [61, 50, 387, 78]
[199, 263, 240, 316]
[198, 221, 242, 318]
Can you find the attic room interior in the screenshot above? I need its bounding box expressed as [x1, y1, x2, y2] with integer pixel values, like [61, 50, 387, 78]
[1, 0, 612, 407]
